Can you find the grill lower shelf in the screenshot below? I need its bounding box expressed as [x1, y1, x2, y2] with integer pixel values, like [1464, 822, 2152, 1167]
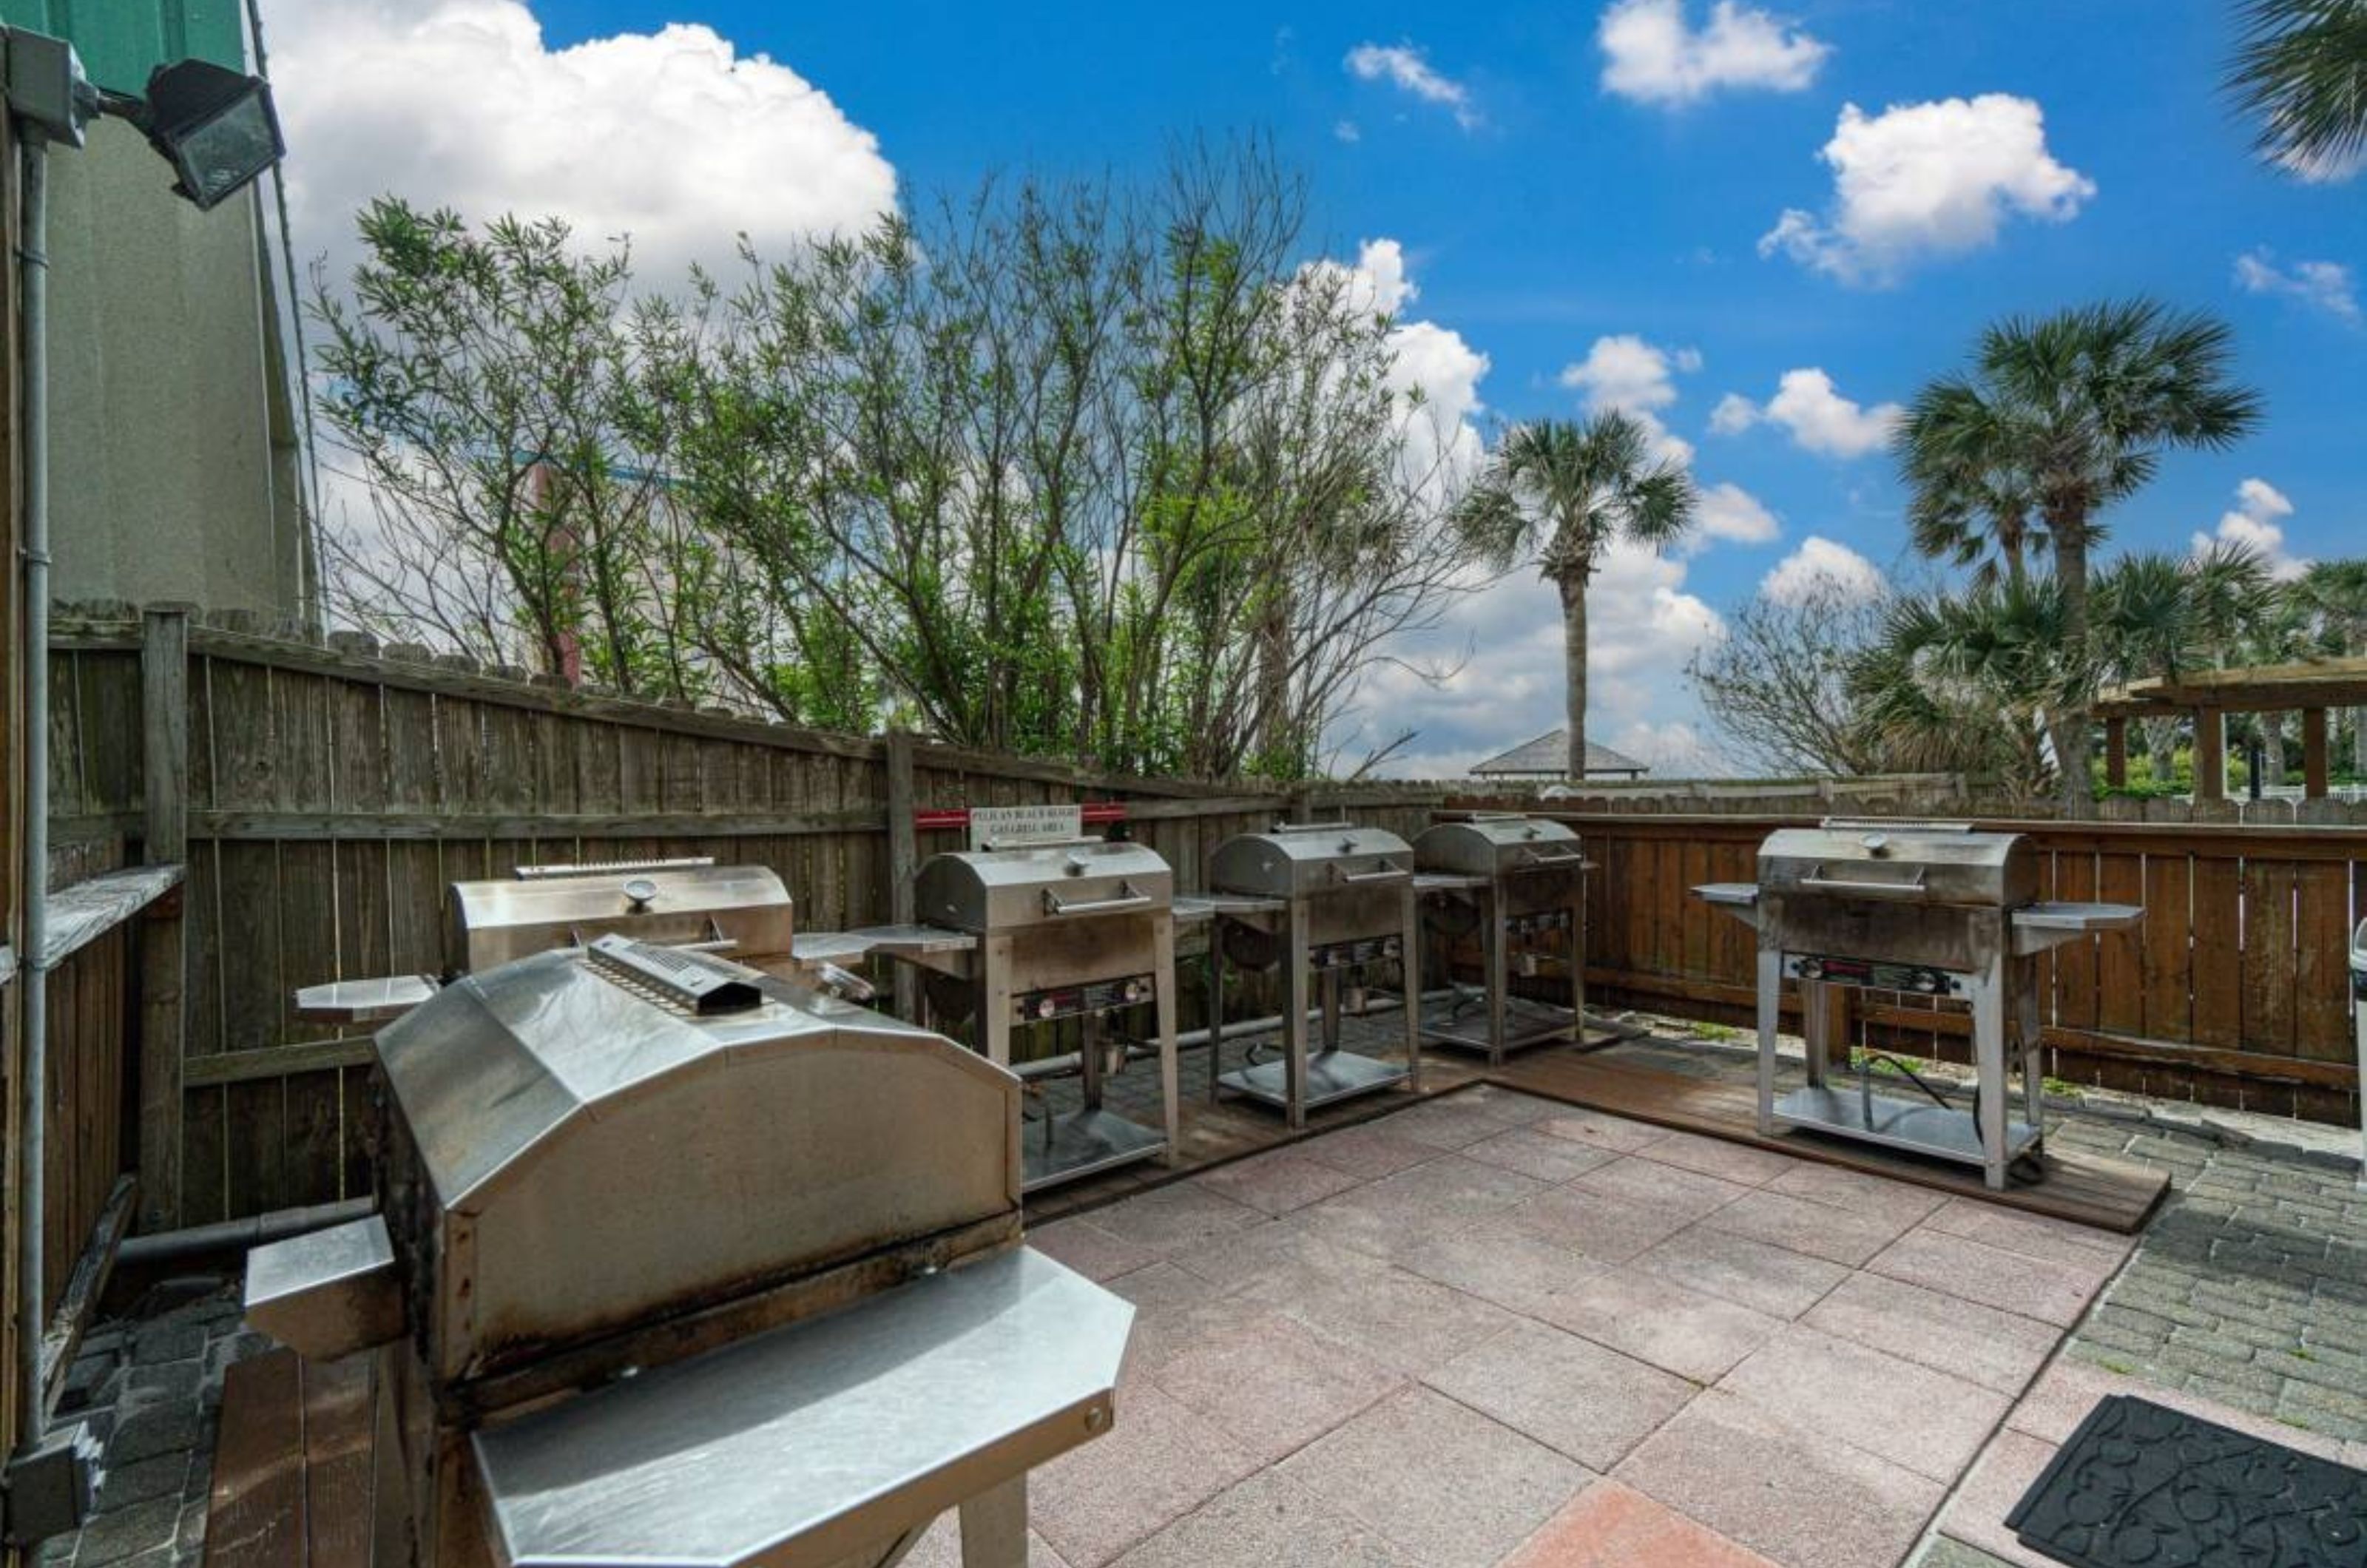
[1218, 1050, 1408, 1112]
[1773, 1085, 2040, 1169]
[1420, 993, 1587, 1055]
[1022, 1106, 1167, 1192]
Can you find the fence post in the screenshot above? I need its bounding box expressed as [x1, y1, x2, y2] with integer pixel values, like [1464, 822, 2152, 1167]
[885, 730, 918, 1021]
[137, 605, 189, 1231]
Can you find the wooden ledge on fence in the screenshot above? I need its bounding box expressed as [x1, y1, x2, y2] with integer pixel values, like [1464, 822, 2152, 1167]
[39, 865, 183, 970]
[1487, 1052, 2170, 1233]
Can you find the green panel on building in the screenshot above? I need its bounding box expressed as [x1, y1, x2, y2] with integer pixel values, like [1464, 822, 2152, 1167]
[0, 0, 247, 95]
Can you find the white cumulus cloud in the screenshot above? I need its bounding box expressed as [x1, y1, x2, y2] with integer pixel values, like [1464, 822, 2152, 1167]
[1694, 481, 1781, 548]
[1711, 368, 1902, 458]
[268, 0, 897, 285]
[1760, 95, 2094, 285]
[2193, 478, 2309, 580]
[1300, 240, 1489, 501]
[2233, 249, 2360, 325]
[1598, 0, 1830, 107]
[1344, 41, 1480, 130]
[1762, 536, 1886, 606]
[1558, 334, 1702, 466]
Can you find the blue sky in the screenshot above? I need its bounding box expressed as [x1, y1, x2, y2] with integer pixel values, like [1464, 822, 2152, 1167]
[271, 1, 2364, 775]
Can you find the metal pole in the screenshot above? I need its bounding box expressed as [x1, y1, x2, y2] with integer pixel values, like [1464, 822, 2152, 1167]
[16, 127, 53, 1444]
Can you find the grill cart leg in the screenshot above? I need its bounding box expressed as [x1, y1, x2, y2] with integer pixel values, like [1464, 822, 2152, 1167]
[1570, 880, 1587, 1048]
[1153, 911, 1181, 1163]
[1802, 981, 1831, 1090]
[1971, 978, 2009, 1191]
[1206, 935, 1228, 1102]
[2017, 964, 2044, 1159]
[1403, 880, 1424, 1092]
[958, 1474, 1029, 1568]
[1755, 945, 1782, 1136]
[1285, 921, 1312, 1130]
[1485, 888, 1509, 1069]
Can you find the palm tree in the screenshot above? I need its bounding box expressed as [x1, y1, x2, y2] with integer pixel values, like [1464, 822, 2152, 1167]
[2227, 0, 2367, 178]
[1455, 413, 1697, 770]
[1897, 379, 2043, 587]
[1902, 301, 2263, 816]
[2300, 558, 2367, 773]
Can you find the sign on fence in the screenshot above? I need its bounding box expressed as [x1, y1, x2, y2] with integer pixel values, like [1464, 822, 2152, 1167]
[968, 802, 1085, 850]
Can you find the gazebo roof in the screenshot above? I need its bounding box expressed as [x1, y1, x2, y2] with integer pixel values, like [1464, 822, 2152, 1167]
[2094, 657, 2367, 719]
[1470, 729, 1651, 778]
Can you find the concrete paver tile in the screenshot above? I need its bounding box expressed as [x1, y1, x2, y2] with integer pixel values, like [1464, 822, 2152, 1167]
[1028, 1217, 1161, 1282]
[1391, 1219, 1608, 1318]
[1032, 1381, 1260, 1568]
[1533, 1109, 1670, 1155]
[1536, 1268, 1787, 1383]
[1762, 1161, 1950, 1229]
[1387, 1098, 1522, 1150]
[1462, 1126, 1622, 1184]
[1505, 1187, 1695, 1265]
[1298, 1124, 1445, 1180]
[1920, 1197, 2135, 1271]
[1868, 1230, 2104, 1328]
[1633, 1128, 1797, 1186]
[1279, 1387, 1590, 1568]
[1499, 1480, 1777, 1568]
[1150, 1311, 1405, 1468]
[1084, 1182, 1268, 1259]
[1717, 1324, 2013, 1482]
[1614, 1391, 1944, 1568]
[1192, 1149, 1365, 1216]
[1571, 1155, 1757, 1224]
[1697, 1187, 1926, 1268]
[1804, 1274, 2061, 1396]
[1454, 1086, 1564, 1125]
[1934, 1429, 2062, 1568]
[1635, 1225, 1851, 1319]
[1277, 1261, 1524, 1379]
[1107, 1470, 1423, 1568]
[1425, 1319, 1695, 1471]
[903, 1512, 1074, 1568]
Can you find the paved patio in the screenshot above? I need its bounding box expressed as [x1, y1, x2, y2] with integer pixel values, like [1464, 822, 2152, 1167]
[914, 1084, 2136, 1568]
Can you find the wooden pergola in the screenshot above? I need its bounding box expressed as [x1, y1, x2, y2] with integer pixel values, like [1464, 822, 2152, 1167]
[2094, 657, 2367, 802]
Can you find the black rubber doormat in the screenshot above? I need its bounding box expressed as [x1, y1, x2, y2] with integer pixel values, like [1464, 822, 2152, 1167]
[2008, 1393, 2367, 1566]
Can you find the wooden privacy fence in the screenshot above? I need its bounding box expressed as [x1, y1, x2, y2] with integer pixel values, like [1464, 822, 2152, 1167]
[38, 606, 2367, 1229]
[1462, 805, 2367, 1124]
[45, 607, 1437, 1226]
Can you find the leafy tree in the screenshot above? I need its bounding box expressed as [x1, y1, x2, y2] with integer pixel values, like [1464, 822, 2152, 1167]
[312, 200, 689, 695]
[1897, 381, 2042, 587]
[2227, 0, 2367, 178]
[1897, 302, 2263, 814]
[1453, 413, 1697, 770]
[1688, 577, 1896, 777]
[2300, 558, 2367, 774]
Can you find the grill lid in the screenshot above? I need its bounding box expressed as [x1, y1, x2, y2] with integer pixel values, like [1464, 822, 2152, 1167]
[1210, 822, 1414, 899]
[1757, 820, 2036, 910]
[914, 839, 1175, 933]
[448, 862, 794, 971]
[1414, 816, 1584, 879]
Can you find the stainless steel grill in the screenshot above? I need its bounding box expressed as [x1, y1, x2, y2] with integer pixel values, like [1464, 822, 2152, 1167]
[244, 936, 1132, 1568]
[291, 856, 805, 1025]
[1695, 820, 2141, 1189]
[823, 838, 1183, 1192]
[1204, 822, 1422, 1126]
[1413, 814, 1592, 1064]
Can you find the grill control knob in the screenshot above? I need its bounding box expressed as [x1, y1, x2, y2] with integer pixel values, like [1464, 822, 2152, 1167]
[1914, 972, 1942, 993]
[622, 877, 658, 910]
[1861, 834, 1889, 856]
[1797, 958, 1824, 979]
[1036, 997, 1058, 1019]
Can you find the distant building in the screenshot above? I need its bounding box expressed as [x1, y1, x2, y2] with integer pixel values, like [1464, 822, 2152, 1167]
[4, 0, 316, 618]
[1469, 729, 1650, 782]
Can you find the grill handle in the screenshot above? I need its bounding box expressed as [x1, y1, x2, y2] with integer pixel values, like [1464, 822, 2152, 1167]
[1799, 868, 1928, 898]
[1332, 861, 1410, 885]
[1519, 845, 1587, 867]
[672, 937, 743, 956]
[1043, 882, 1154, 916]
